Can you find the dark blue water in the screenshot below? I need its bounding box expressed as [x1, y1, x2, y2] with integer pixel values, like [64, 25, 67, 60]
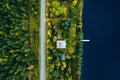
[82, 0, 120, 80]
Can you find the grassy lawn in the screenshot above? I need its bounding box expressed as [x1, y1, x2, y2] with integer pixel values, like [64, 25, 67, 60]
[29, 0, 40, 80]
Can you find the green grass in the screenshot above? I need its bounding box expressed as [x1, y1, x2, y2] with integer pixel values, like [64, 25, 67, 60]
[29, 0, 40, 79]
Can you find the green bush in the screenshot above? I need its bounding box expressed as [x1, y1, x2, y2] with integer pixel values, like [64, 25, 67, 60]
[46, 0, 83, 80]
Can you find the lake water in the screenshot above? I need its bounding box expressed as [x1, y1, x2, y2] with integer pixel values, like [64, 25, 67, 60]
[81, 0, 120, 80]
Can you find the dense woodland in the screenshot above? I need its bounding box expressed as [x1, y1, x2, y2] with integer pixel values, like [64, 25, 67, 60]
[0, 0, 83, 80]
